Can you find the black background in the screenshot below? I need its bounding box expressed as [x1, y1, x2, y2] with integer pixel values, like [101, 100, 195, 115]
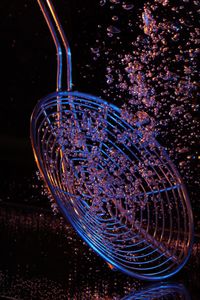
[0, 1, 200, 299]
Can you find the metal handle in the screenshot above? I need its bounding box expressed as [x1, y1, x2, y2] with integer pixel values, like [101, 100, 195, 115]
[37, 0, 72, 91]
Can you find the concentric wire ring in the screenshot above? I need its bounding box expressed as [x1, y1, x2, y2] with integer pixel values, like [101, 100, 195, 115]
[31, 90, 193, 280]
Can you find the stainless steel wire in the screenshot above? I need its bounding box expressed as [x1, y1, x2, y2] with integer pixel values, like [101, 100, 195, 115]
[31, 0, 194, 280]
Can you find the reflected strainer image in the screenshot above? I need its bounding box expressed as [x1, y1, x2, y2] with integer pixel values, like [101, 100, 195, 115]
[121, 283, 190, 300]
[30, 0, 194, 280]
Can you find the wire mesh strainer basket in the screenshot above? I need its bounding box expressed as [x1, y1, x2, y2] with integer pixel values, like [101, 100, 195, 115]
[30, 0, 194, 280]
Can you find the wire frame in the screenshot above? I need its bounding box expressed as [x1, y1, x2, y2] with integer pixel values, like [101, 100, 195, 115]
[31, 90, 193, 280]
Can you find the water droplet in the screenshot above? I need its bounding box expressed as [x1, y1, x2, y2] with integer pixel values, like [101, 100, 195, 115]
[90, 47, 100, 54]
[107, 25, 121, 34]
[99, 0, 107, 6]
[110, 0, 120, 3]
[122, 3, 134, 10]
[112, 15, 119, 21]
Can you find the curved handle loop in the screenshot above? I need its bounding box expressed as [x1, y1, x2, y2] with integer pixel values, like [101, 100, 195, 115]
[37, 0, 72, 91]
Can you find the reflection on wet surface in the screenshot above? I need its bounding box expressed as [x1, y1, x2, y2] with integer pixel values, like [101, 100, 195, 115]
[0, 204, 199, 299]
[121, 283, 191, 300]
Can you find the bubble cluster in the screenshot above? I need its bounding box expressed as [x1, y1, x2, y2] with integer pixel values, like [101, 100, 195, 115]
[94, 0, 200, 214]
